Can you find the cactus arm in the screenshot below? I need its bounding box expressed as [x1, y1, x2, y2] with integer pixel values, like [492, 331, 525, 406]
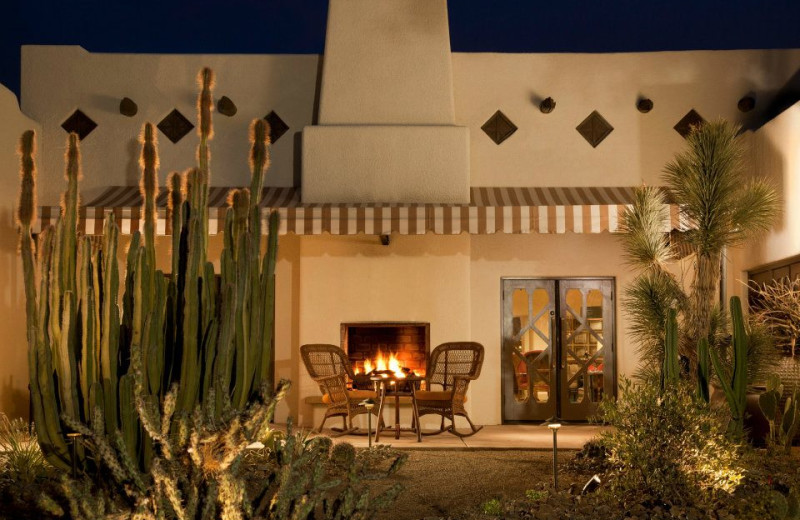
[139, 123, 159, 267]
[709, 347, 740, 419]
[101, 214, 120, 432]
[709, 296, 750, 437]
[782, 392, 800, 453]
[697, 337, 710, 402]
[662, 307, 679, 391]
[60, 133, 80, 299]
[78, 237, 96, 421]
[730, 296, 748, 419]
[258, 210, 280, 393]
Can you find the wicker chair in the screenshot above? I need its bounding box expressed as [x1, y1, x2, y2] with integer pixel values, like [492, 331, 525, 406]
[300, 344, 380, 436]
[415, 341, 485, 437]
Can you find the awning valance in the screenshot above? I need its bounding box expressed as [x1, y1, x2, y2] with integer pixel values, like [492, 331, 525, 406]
[34, 186, 685, 236]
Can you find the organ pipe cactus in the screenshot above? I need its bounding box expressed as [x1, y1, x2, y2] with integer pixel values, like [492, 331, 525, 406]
[18, 67, 281, 471]
[709, 296, 749, 437]
[662, 307, 680, 392]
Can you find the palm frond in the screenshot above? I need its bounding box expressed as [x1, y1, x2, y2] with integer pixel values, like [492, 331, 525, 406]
[727, 178, 781, 245]
[618, 185, 674, 271]
[623, 270, 684, 376]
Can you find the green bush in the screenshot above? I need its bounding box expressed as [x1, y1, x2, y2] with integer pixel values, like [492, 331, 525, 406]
[480, 498, 502, 516]
[599, 378, 744, 505]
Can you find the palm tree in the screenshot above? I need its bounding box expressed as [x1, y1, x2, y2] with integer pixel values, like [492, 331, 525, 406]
[620, 119, 780, 380]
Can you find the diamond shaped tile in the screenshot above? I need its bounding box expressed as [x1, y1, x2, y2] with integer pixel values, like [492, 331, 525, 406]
[674, 109, 706, 138]
[157, 109, 194, 144]
[61, 109, 97, 140]
[576, 110, 613, 148]
[481, 110, 517, 145]
[263, 111, 289, 143]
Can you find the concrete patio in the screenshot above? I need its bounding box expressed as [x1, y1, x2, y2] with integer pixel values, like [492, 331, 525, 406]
[307, 423, 607, 450]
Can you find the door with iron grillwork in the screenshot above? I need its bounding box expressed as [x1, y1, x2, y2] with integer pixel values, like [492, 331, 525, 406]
[502, 278, 615, 422]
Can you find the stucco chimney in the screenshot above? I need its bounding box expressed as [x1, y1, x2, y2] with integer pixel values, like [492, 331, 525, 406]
[301, 0, 470, 204]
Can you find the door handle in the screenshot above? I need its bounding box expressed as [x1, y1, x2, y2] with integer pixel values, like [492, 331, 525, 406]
[549, 313, 556, 372]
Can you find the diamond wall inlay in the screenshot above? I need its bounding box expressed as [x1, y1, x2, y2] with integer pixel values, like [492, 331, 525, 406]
[157, 109, 194, 144]
[481, 110, 517, 145]
[576, 110, 613, 148]
[674, 109, 705, 138]
[264, 111, 289, 143]
[61, 109, 97, 140]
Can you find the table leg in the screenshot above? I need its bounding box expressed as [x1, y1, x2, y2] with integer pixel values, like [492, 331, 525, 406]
[394, 392, 401, 440]
[411, 386, 421, 442]
[374, 383, 386, 444]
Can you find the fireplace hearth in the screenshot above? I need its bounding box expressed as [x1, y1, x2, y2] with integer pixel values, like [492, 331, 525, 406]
[341, 322, 430, 390]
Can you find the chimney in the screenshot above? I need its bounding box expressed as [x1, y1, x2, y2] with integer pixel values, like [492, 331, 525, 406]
[301, 0, 470, 204]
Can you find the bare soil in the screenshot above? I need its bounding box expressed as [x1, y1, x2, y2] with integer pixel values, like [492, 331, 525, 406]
[369, 449, 592, 520]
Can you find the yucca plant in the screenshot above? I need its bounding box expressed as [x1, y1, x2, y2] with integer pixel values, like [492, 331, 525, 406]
[664, 120, 779, 345]
[17, 67, 280, 473]
[619, 120, 780, 385]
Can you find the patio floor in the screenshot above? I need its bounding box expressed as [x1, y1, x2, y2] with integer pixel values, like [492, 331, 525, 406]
[306, 423, 607, 449]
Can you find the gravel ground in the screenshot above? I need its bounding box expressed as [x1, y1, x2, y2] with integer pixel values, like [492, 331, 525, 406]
[368, 449, 591, 520]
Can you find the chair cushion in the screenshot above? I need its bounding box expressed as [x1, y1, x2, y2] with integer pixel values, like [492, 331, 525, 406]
[321, 389, 377, 404]
[415, 390, 467, 403]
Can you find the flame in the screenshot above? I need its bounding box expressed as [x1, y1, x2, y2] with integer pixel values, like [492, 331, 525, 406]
[362, 350, 405, 378]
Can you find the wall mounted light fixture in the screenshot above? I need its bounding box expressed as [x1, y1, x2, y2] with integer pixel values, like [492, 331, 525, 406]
[539, 97, 556, 114]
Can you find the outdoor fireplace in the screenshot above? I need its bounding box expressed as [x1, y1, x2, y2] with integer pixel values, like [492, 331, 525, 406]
[341, 322, 430, 389]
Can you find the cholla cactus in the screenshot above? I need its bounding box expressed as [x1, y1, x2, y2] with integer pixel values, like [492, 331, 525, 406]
[18, 67, 281, 472]
[50, 378, 404, 520]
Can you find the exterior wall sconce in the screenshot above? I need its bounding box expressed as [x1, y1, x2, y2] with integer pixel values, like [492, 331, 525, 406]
[636, 98, 654, 113]
[218, 96, 238, 117]
[738, 95, 756, 113]
[539, 97, 556, 114]
[119, 97, 138, 117]
[380, 234, 390, 246]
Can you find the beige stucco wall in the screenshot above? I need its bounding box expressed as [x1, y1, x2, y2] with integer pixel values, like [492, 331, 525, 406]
[19, 47, 800, 206]
[0, 86, 41, 419]
[302, 125, 469, 203]
[453, 50, 800, 187]
[21, 46, 319, 205]
[737, 102, 800, 274]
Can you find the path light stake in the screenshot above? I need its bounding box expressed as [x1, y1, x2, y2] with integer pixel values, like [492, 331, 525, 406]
[67, 432, 81, 478]
[548, 423, 561, 489]
[362, 398, 376, 447]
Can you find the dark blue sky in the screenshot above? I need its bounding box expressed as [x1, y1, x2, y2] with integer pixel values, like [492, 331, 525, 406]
[3, 0, 800, 98]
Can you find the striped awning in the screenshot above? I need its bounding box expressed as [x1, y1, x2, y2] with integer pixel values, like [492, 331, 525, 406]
[34, 186, 685, 236]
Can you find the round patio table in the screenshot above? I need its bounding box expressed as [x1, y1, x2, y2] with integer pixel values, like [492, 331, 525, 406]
[370, 374, 423, 443]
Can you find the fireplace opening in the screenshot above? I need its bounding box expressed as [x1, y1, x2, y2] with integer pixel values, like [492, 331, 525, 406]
[341, 322, 430, 389]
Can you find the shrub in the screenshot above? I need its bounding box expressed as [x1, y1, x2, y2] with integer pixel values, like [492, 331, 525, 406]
[599, 378, 744, 505]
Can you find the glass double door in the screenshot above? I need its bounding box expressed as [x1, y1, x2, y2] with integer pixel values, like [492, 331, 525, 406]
[502, 278, 615, 422]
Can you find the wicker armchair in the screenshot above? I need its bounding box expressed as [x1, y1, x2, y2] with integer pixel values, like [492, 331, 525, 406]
[300, 344, 380, 436]
[415, 341, 485, 437]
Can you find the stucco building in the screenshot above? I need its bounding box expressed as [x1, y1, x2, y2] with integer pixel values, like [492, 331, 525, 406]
[1, 0, 799, 429]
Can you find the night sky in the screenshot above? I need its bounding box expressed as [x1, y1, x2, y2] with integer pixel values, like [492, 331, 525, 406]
[2, 0, 800, 98]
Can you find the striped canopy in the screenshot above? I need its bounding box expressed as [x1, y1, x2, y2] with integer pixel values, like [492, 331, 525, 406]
[34, 186, 685, 236]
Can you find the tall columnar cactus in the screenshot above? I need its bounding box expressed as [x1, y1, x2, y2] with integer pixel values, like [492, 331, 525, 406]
[18, 68, 281, 471]
[710, 296, 749, 437]
[662, 307, 680, 392]
[697, 337, 710, 403]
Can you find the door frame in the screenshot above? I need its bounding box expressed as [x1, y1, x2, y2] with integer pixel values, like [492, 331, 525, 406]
[500, 276, 618, 423]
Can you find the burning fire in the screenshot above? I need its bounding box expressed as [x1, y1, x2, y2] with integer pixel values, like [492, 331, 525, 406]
[356, 349, 406, 378]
